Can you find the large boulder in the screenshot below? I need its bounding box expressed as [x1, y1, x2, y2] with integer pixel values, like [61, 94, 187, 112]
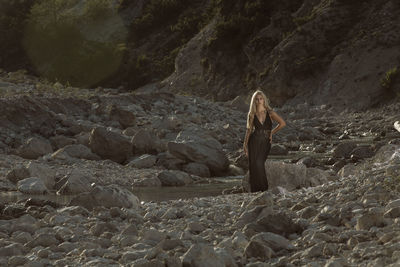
[17, 177, 48, 195]
[89, 127, 132, 163]
[332, 142, 357, 158]
[242, 161, 331, 192]
[107, 105, 136, 129]
[127, 154, 157, 169]
[157, 170, 193, 186]
[52, 144, 100, 160]
[57, 170, 92, 195]
[131, 129, 162, 154]
[168, 129, 229, 175]
[69, 184, 140, 210]
[6, 162, 56, 190]
[18, 137, 53, 159]
[266, 161, 329, 192]
[182, 244, 225, 267]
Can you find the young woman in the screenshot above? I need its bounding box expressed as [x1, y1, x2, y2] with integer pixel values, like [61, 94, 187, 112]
[243, 90, 286, 192]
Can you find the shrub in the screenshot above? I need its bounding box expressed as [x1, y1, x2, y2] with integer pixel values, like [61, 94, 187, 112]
[0, 0, 36, 70]
[23, 0, 124, 87]
[381, 67, 399, 90]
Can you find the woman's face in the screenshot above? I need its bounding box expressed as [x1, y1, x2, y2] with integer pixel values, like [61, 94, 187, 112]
[255, 94, 264, 105]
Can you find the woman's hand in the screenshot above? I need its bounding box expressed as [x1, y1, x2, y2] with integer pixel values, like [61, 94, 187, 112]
[269, 133, 272, 142]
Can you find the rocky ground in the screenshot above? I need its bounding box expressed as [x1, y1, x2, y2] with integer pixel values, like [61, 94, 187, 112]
[1, 71, 400, 266]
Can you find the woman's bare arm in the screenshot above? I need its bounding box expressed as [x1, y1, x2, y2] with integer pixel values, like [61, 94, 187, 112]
[269, 110, 286, 140]
[243, 128, 251, 156]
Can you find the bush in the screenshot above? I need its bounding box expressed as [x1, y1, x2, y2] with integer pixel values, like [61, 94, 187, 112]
[84, 0, 115, 21]
[381, 67, 399, 90]
[0, 0, 36, 70]
[23, 0, 124, 87]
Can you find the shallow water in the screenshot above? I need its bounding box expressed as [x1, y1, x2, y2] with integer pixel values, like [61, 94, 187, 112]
[0, 136, 376, 204]
[0, 178, 242, 204]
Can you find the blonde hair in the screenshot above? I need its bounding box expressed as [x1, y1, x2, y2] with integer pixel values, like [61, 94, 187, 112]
[246, 89, 272, 129]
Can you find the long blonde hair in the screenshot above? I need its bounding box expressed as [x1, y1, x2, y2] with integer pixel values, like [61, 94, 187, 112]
[246, 89, 272, 129]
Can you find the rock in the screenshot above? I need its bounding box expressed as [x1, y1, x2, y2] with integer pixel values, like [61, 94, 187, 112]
[270, 144, 288, 155]
[228, 95, 249, 112]
[182, 162, 211, 177]
[8, 255, 28, 266]
[156, 151, 186, 170]
[107, 105, 136, 128]
[332, 142, 357, 158]
[254, 211, 302, 237]
[168, 129, 229, 175]
[49, 135, 76, 150]
[394, 121, 400, 133]
[324, 257, 348, 267]
[246, 191, 274, 209]
[356, 211, 384, 230]
[187, 222, 206, 234]
[140, 228, 167, 243]
[26, 162, 56, 190]
[302, 242, 324, 258]
[386, 199, 400, 209]
[26, 233, 59, 248]
[89, 127, 132, 163]
[7, 162, 55, 190]
[182, 244, 225, 267]
[157, 170, 192, 186]
[127, 154, 157, 169]
[52, 144, 100, 160]
[297, 156, 317, 168]
[18, 137, 53, 159]
[69, 184, 140, 209]
[131, 129, 162, 154]
[57, 170, 92, 195]
[244, 240, 273, 260]
[17, 177, 47, 194]
[338, 163, 359, 178]
[264, 161, 329, 192]
[384, 207, 400, 218]
[251, 232, 295, 252]
[350, 146, 374, 160]
[0, 243, 24, 257]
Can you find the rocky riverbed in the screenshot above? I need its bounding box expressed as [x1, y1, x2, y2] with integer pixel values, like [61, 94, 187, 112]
[1, 71, 400, 266]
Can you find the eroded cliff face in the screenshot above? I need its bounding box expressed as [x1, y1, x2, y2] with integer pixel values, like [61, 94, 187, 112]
[163, 0, 400, 109]
[1, 0, 399, 109]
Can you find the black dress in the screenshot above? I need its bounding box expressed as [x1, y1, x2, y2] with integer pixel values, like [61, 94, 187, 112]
[248, 111, 272, 192]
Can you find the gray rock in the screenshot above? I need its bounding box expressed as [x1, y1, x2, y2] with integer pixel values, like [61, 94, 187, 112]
[356, 211, 384, 230]
[107, 105, 136, 128]
[127, 154, 157, 169]
[168, 129, 229, 175]
[182, 244, 225, 267]
[17, 177, 47, 194]
[244, 240, 273, 260]
[7, 162, 55, 190]
[251, 232, 295, 252]
[69, 184, 140, 210]
[157, 170, 192, 186]
[89, 127, 132, 163]
[350, 146, 374, 160]
[18, 137, 53, 159]
[270, 144, 288, 156]
[332, 142, 357, 158]
[57, 170, 92, 195]
[183, 162, 211, 177]
[49, 135, 76, 150]
[131, 129, 162, 154]
[52, 144, 100, 160]
[0, 243, 24, 257]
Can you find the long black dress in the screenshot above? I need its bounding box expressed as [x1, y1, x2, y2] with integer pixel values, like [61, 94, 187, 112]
[248, 111, 272, 192]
